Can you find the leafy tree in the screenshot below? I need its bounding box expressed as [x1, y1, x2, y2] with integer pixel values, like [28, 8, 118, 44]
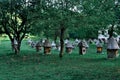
[28, 0, 119, 57]
[0, 0, 36, 54]
[30, 0, 82, 57]
[45, 0, 83, 58]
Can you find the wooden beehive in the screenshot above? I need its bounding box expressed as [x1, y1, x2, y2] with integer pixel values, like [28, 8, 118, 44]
[78, 41, 87, 55]
[107, 37, 119, 58]
[43, 39, 51, 54]
[66, 42, 73, 54]
[96, 43, 102, 53]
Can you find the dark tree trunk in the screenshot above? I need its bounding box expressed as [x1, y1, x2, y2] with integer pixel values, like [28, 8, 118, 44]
[17, 41, 21, 53]
[14, 48, 18, 55]
[59, 27, 65, 58]
[54, 33, 57, 44]
[108, 25, 114, 39]
[11, 39, 14, 51]
[54, 30, 60, 45]
[10, 34, 22, 55]
[10, 38, 22, 55]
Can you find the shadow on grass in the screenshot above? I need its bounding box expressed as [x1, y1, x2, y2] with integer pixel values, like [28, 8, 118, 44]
[82, 57, 107, 62]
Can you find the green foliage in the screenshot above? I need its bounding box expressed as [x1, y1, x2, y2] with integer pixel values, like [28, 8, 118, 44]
[30, 0, 119, 39]
[0, 0, 30, 39]
[1, 0, 120, 39]
[69, 26, 99, 39]
[30, 0, 84, 38]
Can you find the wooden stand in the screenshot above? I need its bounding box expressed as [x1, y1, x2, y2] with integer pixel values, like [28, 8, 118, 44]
[44, 47, 51, 54]
[79, 46, 86, 55]
[97, 47, 102, 53]
[107, 49, 119, 58]
[36, 46, 41, 52]
[66, 47, 72, 53]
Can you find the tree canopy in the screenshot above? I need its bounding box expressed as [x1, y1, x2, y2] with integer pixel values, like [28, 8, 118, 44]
[0, 0, 120, 56]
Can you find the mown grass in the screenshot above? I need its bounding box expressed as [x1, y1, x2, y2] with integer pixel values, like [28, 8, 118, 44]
[0, 40, 120, 80]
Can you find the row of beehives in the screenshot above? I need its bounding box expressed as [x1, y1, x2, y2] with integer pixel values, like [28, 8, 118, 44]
[27, 38, 88, 52]
[27, 37, 120, 59]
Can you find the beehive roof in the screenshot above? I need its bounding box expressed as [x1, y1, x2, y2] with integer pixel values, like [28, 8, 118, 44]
[66, 42, 73, 48]
[107, 37, 119, 49]
[78, 41, 85, 47]
[97, 43, 102, 47]
[36, 41, 42, 47]
[44, 40, 51, 47]
[83, 40, 89, 48]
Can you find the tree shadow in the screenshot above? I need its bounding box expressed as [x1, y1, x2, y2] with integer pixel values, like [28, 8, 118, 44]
[82, 57, 107, 63]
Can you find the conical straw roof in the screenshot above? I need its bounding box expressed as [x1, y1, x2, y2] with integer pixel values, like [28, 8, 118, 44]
[44, 39, 51, 47]
[66, 42, 73, 48]
[107, 37, 119, 49]
[83, 40, 89, 48]
[78, 41, 85, 47]
[36, 41, 42, 47]
[96, 42, 102, 47]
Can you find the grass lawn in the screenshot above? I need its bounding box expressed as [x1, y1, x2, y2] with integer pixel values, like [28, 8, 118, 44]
[0, 40, 120, 80]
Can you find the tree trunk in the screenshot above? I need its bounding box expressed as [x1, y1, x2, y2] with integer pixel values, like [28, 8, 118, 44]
[11, 39, 14, 51]
[15, 42, 21, 55]
[54, 37, 57, 52]
[11, 39, 21, 55]
[54, 33, 57, 44]
[54, 30, 60, 46]
[108, 25, 114, 39]
[59, 27, 65, 58]
[17, 41, 21, 53]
